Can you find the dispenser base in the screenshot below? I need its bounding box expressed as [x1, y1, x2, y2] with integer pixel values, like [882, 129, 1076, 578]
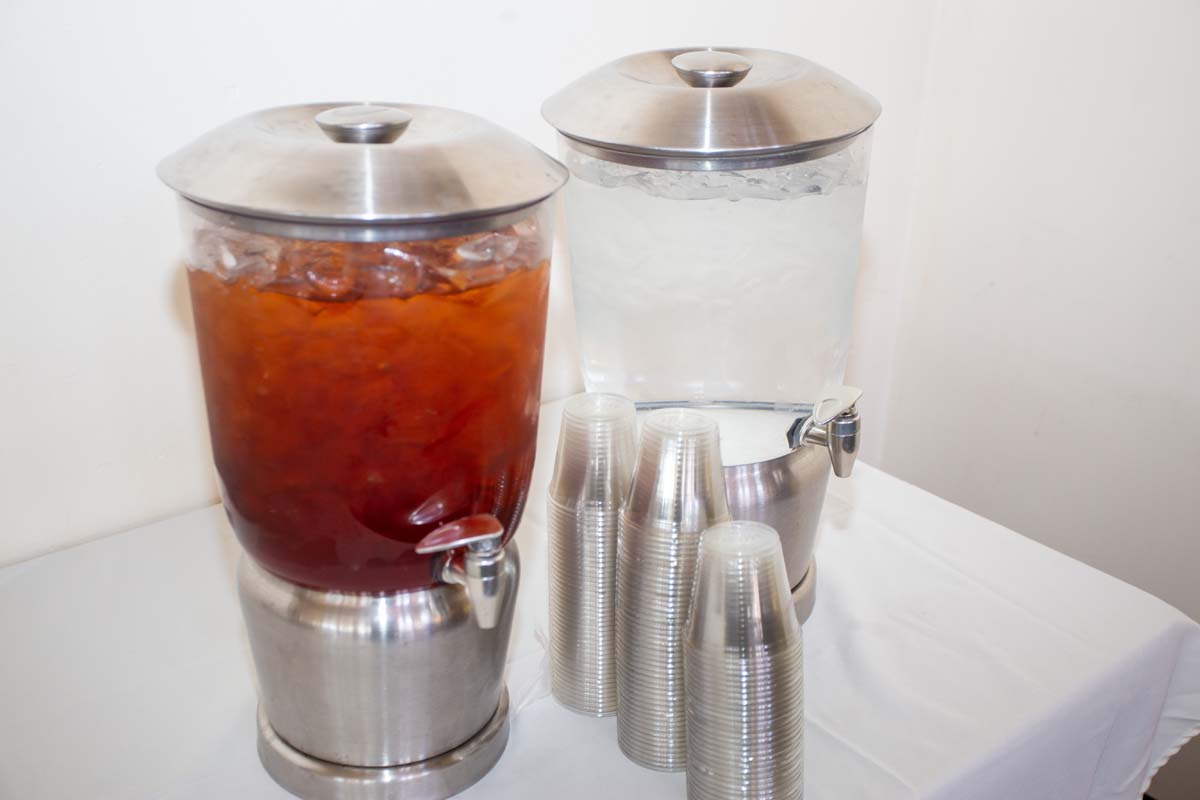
[257, 689, 510, 800]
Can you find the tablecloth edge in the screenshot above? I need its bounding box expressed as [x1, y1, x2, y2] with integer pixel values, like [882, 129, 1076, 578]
[1140, 620, 1200, 795]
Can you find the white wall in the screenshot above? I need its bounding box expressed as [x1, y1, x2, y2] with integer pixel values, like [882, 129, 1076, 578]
[866, 0, 1200, 619]
[842, 1, 1200, 795]
[1, 0, 1196, 793]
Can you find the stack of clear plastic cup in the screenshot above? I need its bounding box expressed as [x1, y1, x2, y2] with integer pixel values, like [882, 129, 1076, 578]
[684, 521, 804, 800]
[616, 408, 730, 770]
[547, 393, 638, 716]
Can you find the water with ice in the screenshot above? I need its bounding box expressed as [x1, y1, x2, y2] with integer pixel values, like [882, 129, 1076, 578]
[562, 134, 871, 410]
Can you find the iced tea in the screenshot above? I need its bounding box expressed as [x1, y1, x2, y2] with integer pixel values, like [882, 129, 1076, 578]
[185, 208, 551, 592]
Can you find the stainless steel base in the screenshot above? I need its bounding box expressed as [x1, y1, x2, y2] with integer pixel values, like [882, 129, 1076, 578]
[238, 549, 518, 768]
[792, 560, 817, 625]
[257, 689, 511, 800]
[724, 444, 831, 589]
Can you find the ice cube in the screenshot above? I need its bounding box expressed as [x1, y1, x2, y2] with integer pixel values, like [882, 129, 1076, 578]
[188, 226, 281, 286]
[359, 263, 420, 298]
[435, 262, 510, 291]
[512, 216, 539, 238]
[186, 227, 226, 274]
[272, 241, 358, 301]
[512, 238, 550, 269]
[305, 261, 358, 301]
[382, 245, 421, 266]
[239, 257, 278, 286]
[455, 233, 518, 262]
[218, 243, 237, 272]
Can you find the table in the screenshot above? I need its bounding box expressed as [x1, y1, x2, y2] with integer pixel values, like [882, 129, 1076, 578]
[2, 399, 1198, 799]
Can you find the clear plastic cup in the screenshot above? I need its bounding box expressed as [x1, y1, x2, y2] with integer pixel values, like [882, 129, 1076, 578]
[616, 408, 730, 771]
[547, 393, 637, 716]
[684, 521, 804, 800]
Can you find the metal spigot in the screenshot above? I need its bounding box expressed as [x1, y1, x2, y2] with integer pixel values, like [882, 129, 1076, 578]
[416, 514, 511, 630]
[787, 386, 863, 478]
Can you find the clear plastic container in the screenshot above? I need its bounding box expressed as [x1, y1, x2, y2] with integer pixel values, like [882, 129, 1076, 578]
[560, 132, 871, 407]
[181, 200, 554, 592]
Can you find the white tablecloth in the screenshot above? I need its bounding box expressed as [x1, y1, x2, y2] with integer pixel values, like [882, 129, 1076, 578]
[2, 398, 1197, 799]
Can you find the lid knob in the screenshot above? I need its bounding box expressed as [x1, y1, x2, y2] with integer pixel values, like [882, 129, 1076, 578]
[671, 50, 753, 88]
[315, 104, 413, 144]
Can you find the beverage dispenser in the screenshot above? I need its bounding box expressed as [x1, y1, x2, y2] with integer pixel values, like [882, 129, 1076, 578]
[544, 49, 880, 616]
[159, 103, 566, 799]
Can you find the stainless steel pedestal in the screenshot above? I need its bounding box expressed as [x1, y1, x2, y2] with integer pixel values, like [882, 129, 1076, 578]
[257, 691, 510, 800]
[725, 443, 831, 590]
[237, 543, 519, 800]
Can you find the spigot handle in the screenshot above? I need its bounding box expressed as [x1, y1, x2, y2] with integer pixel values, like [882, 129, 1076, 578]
[415, 514, 510, 631]
[416, 514, 504, 556]
[787, 386, 863, 478]
[811, 386, 864, 426]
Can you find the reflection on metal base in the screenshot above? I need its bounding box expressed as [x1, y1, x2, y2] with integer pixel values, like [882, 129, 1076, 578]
[257, 689, 510, 800]
[724, 443, 831, 591]
[792, 561, 817, 625]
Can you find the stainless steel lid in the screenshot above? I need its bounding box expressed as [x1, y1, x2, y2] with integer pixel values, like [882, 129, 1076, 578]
[158, 102, 567, 230]
[542, 47, 880, 170]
